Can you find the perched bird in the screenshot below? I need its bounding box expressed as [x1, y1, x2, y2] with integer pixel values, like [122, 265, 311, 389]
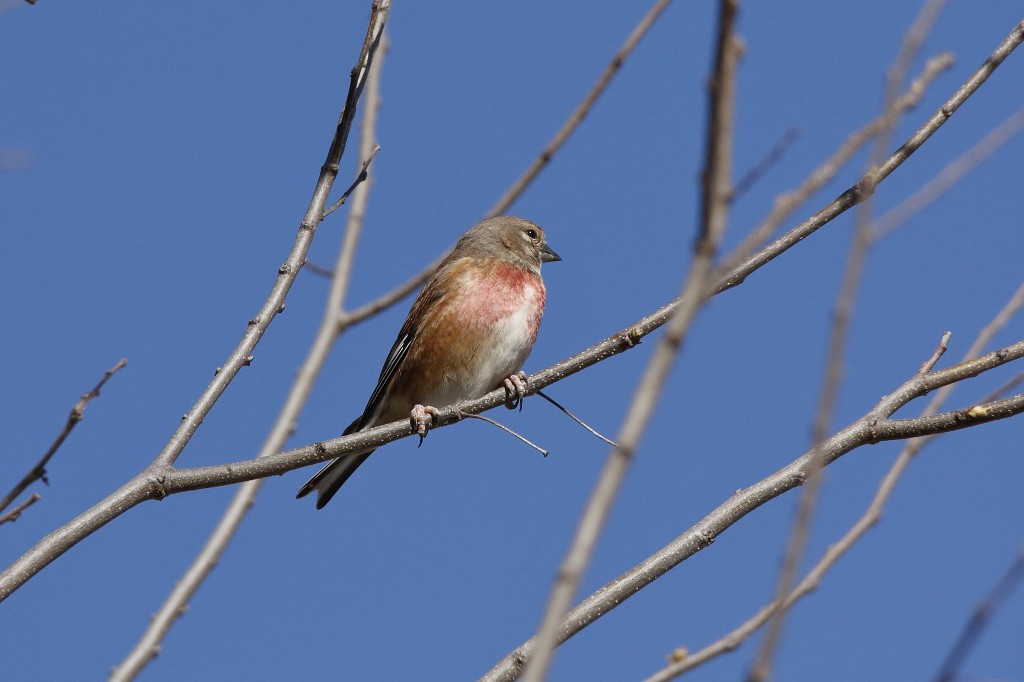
[297, 216, 560, 509]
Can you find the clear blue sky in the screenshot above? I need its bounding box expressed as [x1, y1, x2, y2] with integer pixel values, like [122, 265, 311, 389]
[3, 2, 1023, 680]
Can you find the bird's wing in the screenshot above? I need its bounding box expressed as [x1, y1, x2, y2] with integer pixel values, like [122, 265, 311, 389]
[345, 256, 461, 434]
[345, 327, 414, 435]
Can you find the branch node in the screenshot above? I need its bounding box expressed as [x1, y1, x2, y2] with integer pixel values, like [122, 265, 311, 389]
[866, 418, 881, 443]
[624, 326, 644, 347]
[698, 528, 716, 548]
[966, 404, 989, 419]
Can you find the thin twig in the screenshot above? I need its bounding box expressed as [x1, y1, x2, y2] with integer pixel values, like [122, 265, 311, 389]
[322, 144, 382, 219]
[339, 256, 442, 328]
[302, 260, 335, 278]
[304, 143, 383, 278]
[985, 371, 1024, 400]
[730, 128, 800, 202]
[486, 0, 674, 217]
[934, 548, 1024, 682]
[457, 412, 549, 458]
[3, 20, 1022, 606]
[535, 390, 616, 446]
[919, 331, 953, 374]
[0, 494, 41, 526]
[107, 9, 390, 682]
[520, 4, 739, 680]
[0, 358, 127, 516]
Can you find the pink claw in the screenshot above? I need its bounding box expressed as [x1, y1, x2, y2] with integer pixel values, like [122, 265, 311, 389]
[503, 372, 529, 411]
[410, 404, 441, 446]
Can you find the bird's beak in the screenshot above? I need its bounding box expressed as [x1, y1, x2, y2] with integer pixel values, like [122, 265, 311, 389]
[540, 243, 561, 263]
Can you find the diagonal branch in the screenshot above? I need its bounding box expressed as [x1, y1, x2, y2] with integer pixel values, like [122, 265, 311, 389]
[0, 494, 41, 526]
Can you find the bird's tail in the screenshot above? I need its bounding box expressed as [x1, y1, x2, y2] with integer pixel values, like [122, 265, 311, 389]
[296, 415, 373, 509]
[295, 450, 374, 509]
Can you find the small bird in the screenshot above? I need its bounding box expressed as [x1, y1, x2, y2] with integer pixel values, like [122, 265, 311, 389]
[297, 216, 560, 509]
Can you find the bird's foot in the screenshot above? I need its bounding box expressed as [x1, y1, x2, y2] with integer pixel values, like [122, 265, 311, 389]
[503, 371, 529, 411]
[410, 404, 441, 446]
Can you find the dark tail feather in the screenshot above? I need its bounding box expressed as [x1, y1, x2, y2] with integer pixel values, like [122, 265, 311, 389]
[295, 450, 375, 509]
[296, 415, 373, 509]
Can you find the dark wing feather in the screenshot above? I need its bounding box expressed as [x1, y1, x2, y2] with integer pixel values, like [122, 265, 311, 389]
[346, 327, 414, 433]
[347, 268, 455, 432]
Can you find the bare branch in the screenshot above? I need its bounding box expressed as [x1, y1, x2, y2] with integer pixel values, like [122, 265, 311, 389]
[0, 358, 127, 517]
[730, 128, 800, 202]
[353, 0, 678, 327]
[321, 144, 382, 220]
[985, 371, 1024, 401]
[148, 2, 387, 473]
[0, 494, 41, 526]
[919, 331, 953, 374]
[339, 255, 441, 327]
[302, 259, 335, 278]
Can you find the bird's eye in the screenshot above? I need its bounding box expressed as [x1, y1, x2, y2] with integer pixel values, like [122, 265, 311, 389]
[526, 229, 538, 239]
